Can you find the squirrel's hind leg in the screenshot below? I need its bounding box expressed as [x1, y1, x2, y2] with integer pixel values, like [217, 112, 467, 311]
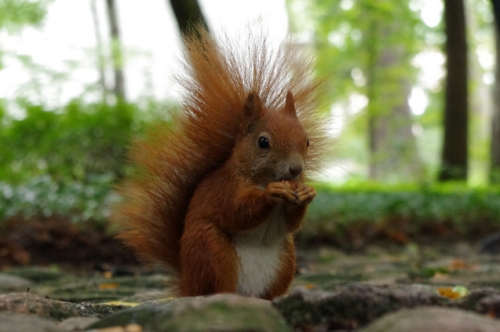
[179, 222, 239, 296]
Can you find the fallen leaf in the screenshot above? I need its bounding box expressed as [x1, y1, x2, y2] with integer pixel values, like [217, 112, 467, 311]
[437, 285, 470, 299]
[102, 301, 140, 307]
[449, 259, 468, 271]
[98, 283, 119, 290]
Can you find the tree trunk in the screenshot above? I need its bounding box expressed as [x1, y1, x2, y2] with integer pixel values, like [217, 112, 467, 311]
[491, 0, 500, 183]
[438, 0, 468, 181]
[105, 0, 126, 102]
[168, 0, 209, 37]
[365, 13, 423, 182]
[90, 0, 107, 102]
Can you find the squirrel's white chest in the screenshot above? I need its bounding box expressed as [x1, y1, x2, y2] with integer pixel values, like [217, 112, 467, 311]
[233, 208, 288, 297]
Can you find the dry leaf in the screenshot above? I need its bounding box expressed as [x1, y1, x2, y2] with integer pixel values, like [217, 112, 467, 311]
[98, 283, 119, 290]
[449, 259, 468, 271]
[437, 286, 470, 299]
[102, 301, 140, 307]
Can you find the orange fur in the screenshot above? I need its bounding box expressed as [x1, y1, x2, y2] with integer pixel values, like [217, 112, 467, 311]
[111, 26, 327, 299]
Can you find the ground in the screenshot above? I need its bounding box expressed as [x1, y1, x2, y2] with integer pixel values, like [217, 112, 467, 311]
[1, 217, 500, 331]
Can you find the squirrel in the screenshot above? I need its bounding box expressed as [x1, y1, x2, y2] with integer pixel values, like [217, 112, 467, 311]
[111, 27, 326, 300]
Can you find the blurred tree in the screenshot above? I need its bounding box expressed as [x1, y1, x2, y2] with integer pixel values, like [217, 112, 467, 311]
[90, 0, 108, 102]
[105, 0, 126, 102]
[0, 0, 51, 67]
[491, 0, 500, 183]
[168, 0, 209, 37]
[363, 3, 423, 181]
[288, 0, 424, 182]
[438, 0, 468, 181]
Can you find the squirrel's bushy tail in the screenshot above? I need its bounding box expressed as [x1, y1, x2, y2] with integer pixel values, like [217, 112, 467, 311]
[111, 26, 327, 273]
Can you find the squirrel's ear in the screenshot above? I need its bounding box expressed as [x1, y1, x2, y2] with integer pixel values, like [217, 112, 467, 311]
[243, 92, 263, 120]
[285, 91, 297, 118]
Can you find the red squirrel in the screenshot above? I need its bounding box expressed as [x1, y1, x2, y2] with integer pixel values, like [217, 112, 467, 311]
[112, 27, 326, 300]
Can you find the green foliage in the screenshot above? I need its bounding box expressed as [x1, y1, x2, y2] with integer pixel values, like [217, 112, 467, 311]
[0, 0, 52, 69]
[0, 98, 177, 224]
[0, 97, 178, 182]
[287, 0, 433, 182]
[288, 0, 427, 110]
[0, 174, 118, 223]
[0, 0, 51, 32]
[3, 174, 499, 237]
[304, 182, 500, 239]
[0, 100, 142, 184]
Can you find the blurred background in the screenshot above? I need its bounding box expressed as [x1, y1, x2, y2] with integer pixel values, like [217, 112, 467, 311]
[1, 0, 500, 267]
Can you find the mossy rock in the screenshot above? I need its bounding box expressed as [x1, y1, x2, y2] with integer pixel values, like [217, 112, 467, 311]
[88, 294, 291, 332]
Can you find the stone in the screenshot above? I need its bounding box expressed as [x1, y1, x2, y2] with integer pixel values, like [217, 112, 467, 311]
[360, 307, 500, 332]
[0, 312, 63, 332]
[0, 273, 32, 291]
[0, 293, 78, 320]
[87, 294, 291, 332]
[58, 317, 100, 331]
[273, 283, 446, 330]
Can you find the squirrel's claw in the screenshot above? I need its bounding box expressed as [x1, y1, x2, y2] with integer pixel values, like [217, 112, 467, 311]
[265, 182, 299, 204]
[295, 185, 316, 205]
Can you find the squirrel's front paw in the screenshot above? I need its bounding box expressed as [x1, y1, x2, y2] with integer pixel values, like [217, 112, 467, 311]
[295, 185, 316, 205]
[264, 182, 299, 204]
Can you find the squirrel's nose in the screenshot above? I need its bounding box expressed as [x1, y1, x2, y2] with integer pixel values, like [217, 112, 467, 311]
[288, 154, 304, 177]
[289, 164, 303, 177]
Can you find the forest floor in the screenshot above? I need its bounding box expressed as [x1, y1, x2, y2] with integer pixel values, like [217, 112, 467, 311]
[1, 217, 500, 331]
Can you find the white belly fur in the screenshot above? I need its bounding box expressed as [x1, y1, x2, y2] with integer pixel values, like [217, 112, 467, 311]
[233, 207, 288, 297]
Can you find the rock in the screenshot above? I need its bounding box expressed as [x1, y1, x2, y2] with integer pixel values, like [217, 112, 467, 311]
[40, 274, 169, 303]
[0, 273, 32, 291]
[0, 293, 78, 320]
[0, 291, 133, 321]
[479, 231, 500, 254]
[87, 294, 291, 332]
[273, 283, 446, 330]
[455, 288, 500, 312]
[72, 301, 132, 318]
[58, 317, 99, 331]
[477, 294, 500, 317]
[360, 307, 500, 332]
[0, 312, 64, 332]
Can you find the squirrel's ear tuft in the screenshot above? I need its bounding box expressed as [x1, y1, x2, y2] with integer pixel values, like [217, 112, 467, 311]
[285, 91, 297, 118]
[243, 92, 263, 120]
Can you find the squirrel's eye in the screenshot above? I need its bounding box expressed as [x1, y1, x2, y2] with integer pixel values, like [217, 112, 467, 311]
[307, 140, 310, 147]
[258, 136, 270, 149]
